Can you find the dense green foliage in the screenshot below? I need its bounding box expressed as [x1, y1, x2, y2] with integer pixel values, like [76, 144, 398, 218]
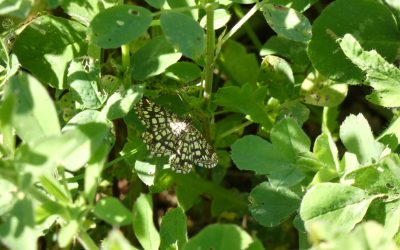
[1, 0, 400, 249]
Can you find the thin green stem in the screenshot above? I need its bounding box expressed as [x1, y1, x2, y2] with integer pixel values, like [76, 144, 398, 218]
[77, 230, 99, 250]
[121, 44, 130, 70]
[173, 173, 248, 212]
[322, 106, 329, 133]
[221, 4, 259, 46]
[203, 3, 215, 105]
[232, 4, 262, 49]
[217, 120, 254, 140]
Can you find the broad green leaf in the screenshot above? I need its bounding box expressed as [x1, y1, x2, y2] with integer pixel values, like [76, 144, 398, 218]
[0, 0, 32, 18]
[309, 221, 398, 250]
[231, 135, 290, 175]
[215, 84, 272, 128]
[249, 182, 301, 226]
[378, 116, 400, 150]
[145, 0, 165, 9]
[199, 9, 231, 30]
[60, 0, 101, 25]
[346, 154, 400, 195]
[167, 0, 198, 20]
[5, 73, 60, 143]
[217, 41, 259, 85]
[340, 34, 400, 107]
[0, 94, 15, 155]
[260, 36, 309, 73]
[339, 114, 384, 165]
[183, 224, 253, 250]
[300, 70, 348, 107]
[102, 229, 139, 250]
[160, 12, 205, 59]
[277, 101, 310, 126]
[165, 62, 201, 83]
[175, 179, 201, 211]
[67, 58, 104, 109]
[132, 194, 160, 250]
[262, 4, 312, 42]
[13, 15, 87, 89]
[159, 208, 188, 250]
[58, 220, 79, 248]
[103, 85, 144, 120]
[132, 36, 182, 80]
[62, 110, 102, 132]
[300, 183, 375, 232]
[84, 143, 109, 204]
[271, 118, 311, 160]
[94, 197, 133, 226]
[16, 122, 110, 173]
[0, 179, 16, 216]
[134, 160, 157, 186]
[89, 5, 152, 48]
[258, 55, 295, 101]
[313, 131, 339, 172]
[266, 0, 318, 12]
[0, 198, 38, 250]
[308, 0, 400, 83]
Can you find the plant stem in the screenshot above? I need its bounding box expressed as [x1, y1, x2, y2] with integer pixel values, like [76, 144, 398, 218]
[217, 120, 254, 140]
[221, 4, 259, 46]
[203, 3, 215, 105]
[232, 4, 262, 49]
[77, 230, 99, 250]
[121, 44, 130, 70]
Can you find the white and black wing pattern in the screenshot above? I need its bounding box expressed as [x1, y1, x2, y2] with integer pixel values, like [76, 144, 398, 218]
[135, 98, 218, 173]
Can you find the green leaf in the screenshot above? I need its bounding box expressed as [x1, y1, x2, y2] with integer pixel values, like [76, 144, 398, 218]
[159, 208, 188, 250]
[217, 41, 259, 85]
[183, 224, 253, 250]
[165, 62, 201, 83]
[266, 0, 318, 12]
[249, 182, 301, 227]
[0, 179, 16, 216]
[160, 12, 205, 59]
[67, 58, 104, 109]
[132, 194, 160, 250]
[60, 0, 101, 25]
[262, 4, 312, 42]
[308, 0, 400, 83]
[132, 36, 182, 80]
[340, 34, 400, 107]
[16, 122, 110, 173]
[199, 9, 231, 30]
[84, 143, 109, 204]
[258, 55, 295, 101]
[0, 0, 32, 18]
[300, 70, 348, 107]
[300, 183, 376, 232]
[231, 118, 310, 181]
[277, 101, 310, 126]
[313, 131, 340, 172]
[175, 179, 201, 211]
[339, 114, 384, 165]
[0, 94, 16, 155]
[13, 15, 87, 89]
[102, 229, 139, 250]
[346, 154, 400, 195]
[58, 220, 79, 248]
[134, 160, 157, 186]
[94, 197, 133, 226]
[231, 135, 290, 175]
[260, 36, 309, 73]
[89, 5, 152, 48]
[4, 72, 60, 143]
[310, 221, 398, 250]
[0, 198, 38, 250]
[167, 0, 198, 20]
[103, 85, 143, 120]
[215, 84, 272, 128]
[145, 0, 165, 9]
